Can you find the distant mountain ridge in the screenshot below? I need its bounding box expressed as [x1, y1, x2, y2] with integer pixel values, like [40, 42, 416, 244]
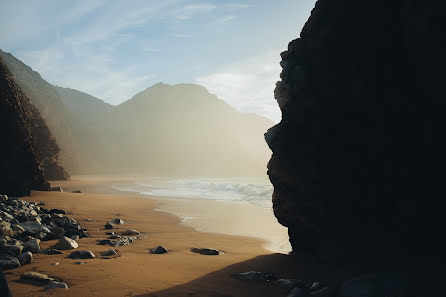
[0, 50, 274, 177]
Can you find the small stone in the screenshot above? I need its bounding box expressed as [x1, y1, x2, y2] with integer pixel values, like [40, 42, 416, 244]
[105, 222, 115, 229]
[121, 229, 139, 235]
[46, 248, 65, 255]
[275, 279, 305, 290]
[310, 287, 332, 296]
[45, 281, 68, 290]
[54, 236, 78, 250]
[234, 271, 276, 282]
[74, 261, 85, 265]
[112, 218, 124, 225]
[4, 244, 23, 256]
[84, 218, 93, 222]
[150, 246, 168, 254]
[105, 231, 115, 235]
[191, 248, 220, 255]
[102, 249, 118, 256]
[22, 238, 40, 253]
[69, 250, 95, 259]
[51, 262, 59, 266]
[17, 251, 33, 265]
[21, 272, 55, 284]
[51, 187, 63, 192]
[288, 287, 306, 297]
[310, 282, 322, 291]
[72, 190, 82, 193]
[98, 239, 114, 246]
[49, 208, 66, 215]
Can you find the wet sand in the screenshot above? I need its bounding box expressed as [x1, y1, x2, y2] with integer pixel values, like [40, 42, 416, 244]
[5, 177, 351, 297]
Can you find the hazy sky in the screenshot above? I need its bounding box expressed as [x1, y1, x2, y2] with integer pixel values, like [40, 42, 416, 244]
[0, 0, 315, 122]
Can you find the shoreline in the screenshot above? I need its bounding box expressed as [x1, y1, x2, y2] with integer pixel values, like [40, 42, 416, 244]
[5, 177, 352, 297]
[56, 175, 291, 254]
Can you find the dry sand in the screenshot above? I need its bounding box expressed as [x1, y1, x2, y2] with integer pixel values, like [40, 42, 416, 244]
[5, 178, 352, 297]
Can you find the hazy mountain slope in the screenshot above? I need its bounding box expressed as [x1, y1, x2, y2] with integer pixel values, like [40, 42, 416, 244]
[1, 50, 274, 177]
[54, 86, 114, 172]
[111, 83, 274, 176]
[0, 49, 76, 172]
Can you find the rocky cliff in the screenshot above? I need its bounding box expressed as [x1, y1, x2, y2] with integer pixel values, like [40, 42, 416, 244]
[266, 0, 446, 267]
[0, 50, 76, 173]
[0, 57, 50, 196]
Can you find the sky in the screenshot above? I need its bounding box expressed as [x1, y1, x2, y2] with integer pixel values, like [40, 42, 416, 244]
[0, 0, 316, 122]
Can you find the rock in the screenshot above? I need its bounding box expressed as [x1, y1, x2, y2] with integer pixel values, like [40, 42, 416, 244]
[310, 287, 332, 297]
[45, 248, 64, 255]
[11, 224, 25, 232]
[340, 273, 409, 297]
[18, 221, 42, 233]
[84, 218, 93, 222]
[17, 251, 33, 265]
[51, 187, 63, 192]
[3, 244, 22, 256]
[121, 229, 139, 235]
[104, 222, 115, 229]
[72, 190, 82, 193]
[51, 262, 59, 266]
[112, 218, 124, 225]
[45, 281, 68, 290]
[74, 261, 85, 265]
[70, 235, 79, 241]
[0, 221, 14, 237]
[102, 249, 118, 256]
[20, 272, 55, 284]
[69, 250, 95, 259]
[0, 251, 20, 270]
[191, 248, 220, 255]
[98, 239, 114, 246]
[288, 287, 306, 297]
[234, 271, 276, 282]
[49, 226, 65, 238]
[310, 282, 322, 291]
[49, 208, 66, 215]
[105, 231, 115, 235]
[22, 238, 40, 253]
[275, 279, 305, 290]
[113, 236, 136, 247]
[150, 246, 168, 254]
[108, 235, 121, 239]
[29, 209, 38, 216]
[53, 236, 78, 250]
[37, 201, 46, 205]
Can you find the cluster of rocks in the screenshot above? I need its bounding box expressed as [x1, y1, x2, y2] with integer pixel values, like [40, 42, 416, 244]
[0, 194, 88, 271]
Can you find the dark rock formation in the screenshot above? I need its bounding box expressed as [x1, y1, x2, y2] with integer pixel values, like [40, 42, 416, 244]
[266, 0, 446, 267]
[0, 50, 75, 173]
[0, 57, 50, 196]
[0, 50, 70, 180]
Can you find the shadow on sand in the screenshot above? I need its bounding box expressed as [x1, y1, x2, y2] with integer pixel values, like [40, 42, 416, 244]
[135, 252, 358, 297]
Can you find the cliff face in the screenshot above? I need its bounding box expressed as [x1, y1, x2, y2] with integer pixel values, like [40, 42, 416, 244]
[266, 0, 446, 266]
[0, 50, 76, 173]
[0, 57, 50, 195]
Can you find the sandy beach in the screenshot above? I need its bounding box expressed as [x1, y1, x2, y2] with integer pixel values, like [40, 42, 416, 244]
[5, 177, 352, 297]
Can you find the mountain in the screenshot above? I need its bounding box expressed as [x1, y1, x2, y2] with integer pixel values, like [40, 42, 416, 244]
[0, 56, 50, 195]
[108, 83, 274, 176]
[0, 49, 76, 172]
[1, 51, 274, 177]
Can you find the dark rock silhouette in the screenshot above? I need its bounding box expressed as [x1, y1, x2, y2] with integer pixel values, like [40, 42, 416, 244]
[0, 57, 50, 196]
[267, 0, 446, 267]
[0, 50, 75, 174]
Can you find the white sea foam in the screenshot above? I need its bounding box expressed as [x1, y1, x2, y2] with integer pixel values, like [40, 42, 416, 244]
[113, 177, 273, 208]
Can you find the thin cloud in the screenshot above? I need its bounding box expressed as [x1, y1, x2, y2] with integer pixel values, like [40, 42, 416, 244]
[196, 51, 282, 123]
[172, 3, 216, 20]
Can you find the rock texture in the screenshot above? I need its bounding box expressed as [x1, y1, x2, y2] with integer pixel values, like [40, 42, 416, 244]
[0, 57, 50, 196]
[266, 0, 446, 267]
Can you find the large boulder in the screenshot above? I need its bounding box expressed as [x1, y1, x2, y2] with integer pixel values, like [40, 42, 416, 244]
[53, 236, 78, 250]
[267, 0, 446, 268]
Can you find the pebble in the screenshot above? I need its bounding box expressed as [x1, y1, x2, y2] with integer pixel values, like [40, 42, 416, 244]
[234, 271, 276, 282]
[51, 262, 60, 266]
[191, 248, 220, 255]
[150, 246, 168, 254]
[105, 222, 115, 229]
[45, 281, 68, 290]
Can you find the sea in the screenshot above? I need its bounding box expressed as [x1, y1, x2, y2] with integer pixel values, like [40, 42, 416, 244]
[111, 177, 274, 209]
